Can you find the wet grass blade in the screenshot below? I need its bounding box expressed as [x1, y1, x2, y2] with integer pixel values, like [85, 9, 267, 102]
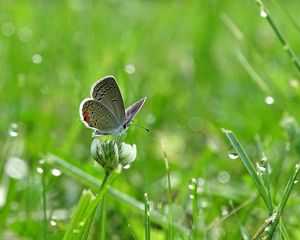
[268, 163, 300, 239]
[222, 129, 272, 211]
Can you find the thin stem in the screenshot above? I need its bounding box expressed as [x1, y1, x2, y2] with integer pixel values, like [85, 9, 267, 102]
[41, 171, 48, 240]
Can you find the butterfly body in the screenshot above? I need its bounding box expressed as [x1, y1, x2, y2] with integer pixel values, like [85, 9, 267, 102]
[79, 76, 146, 136]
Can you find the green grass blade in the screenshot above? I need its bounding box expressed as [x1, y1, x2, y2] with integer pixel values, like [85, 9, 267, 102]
[268, 163, 300, 239]
[254, 0, 300, 73]
[222, 129, 272, 211]
[63, 189, 97, 240]
[144, 193, 151, 240]
[44, 154, 189, 236]
[163, 148, 174, 240]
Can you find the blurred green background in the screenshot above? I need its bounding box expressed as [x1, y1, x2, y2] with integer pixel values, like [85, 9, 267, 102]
[1, 0, 300, 239]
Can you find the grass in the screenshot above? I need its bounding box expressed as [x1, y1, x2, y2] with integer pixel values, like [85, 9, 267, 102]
[1, 0, 300, 239]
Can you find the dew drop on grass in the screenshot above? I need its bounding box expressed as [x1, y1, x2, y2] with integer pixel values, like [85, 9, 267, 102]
[189, 194, 194, 199]
[256, 162, 266, 176]
[228, 152, 239, 159]
[36, 167, 44, 174]
[221, 206, 228, 216]
[260, 9, 268, 18]
[294, 180, 298, 184]
[51, 168, 62, 177]
[265, 96, 274, 105]
[8, 123, 19, 137]
[0, 186, 7, 207]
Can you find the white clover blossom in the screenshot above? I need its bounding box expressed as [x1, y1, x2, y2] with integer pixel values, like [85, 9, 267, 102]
[91, 139, 137, 174]
[119, 142, 137, 167]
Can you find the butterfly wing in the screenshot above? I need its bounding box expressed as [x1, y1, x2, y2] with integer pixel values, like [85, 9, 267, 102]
[90, 76, 125, 125]
[79, 99, 122, 135]
[124, 97, 146, 126]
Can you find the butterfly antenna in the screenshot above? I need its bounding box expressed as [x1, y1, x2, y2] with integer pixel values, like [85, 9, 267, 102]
[131, 123, 151, 133]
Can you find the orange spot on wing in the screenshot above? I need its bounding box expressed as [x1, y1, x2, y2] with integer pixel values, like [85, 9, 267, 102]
[83, 111, 90, 123]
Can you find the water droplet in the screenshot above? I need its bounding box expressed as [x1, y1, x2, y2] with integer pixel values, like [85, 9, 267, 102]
[264, 226, 270, 232]
[1, 22, 15, 37]
[39, 159, 45, 165]
[296, 163, 300, 171]
[260, 9, 268, 18]
[200, 200, 208, 208]
[124, 64, 136, 74]
[265, 96, 274, 105]
[221, 206, 228, 216]
[32, 54, 42, 64]
[294, 180, 298, 184]
[289, 79, 299, 89]
[0, 186, 7, 207]
[217, 171, 231, 184]
[8, 123, 19, 137]
[51, 168, 62, 177]
[188, 184, 195, 190]
[123, 163, 131, 169]
[50, 220, 57, 226]
[261, 156, 267, 162]
[5, 157, 28, 179]
[189, 194, 194, 199]
[228, 152, 239, 159]
[36, 167, 44, 174]
[256, 162, 266, 175]
[18, 27, 33, 42]
[72, 228, 80, 234]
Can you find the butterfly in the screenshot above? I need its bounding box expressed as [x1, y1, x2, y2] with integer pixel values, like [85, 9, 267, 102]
[79, 76, 146, 136]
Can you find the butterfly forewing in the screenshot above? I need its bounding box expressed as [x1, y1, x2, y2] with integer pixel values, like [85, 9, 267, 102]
[80, 99, 120, 135]
[91, 76, 125, 125]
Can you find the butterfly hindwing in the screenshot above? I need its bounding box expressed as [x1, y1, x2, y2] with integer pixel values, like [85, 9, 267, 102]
[80, 99, 120, 135]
